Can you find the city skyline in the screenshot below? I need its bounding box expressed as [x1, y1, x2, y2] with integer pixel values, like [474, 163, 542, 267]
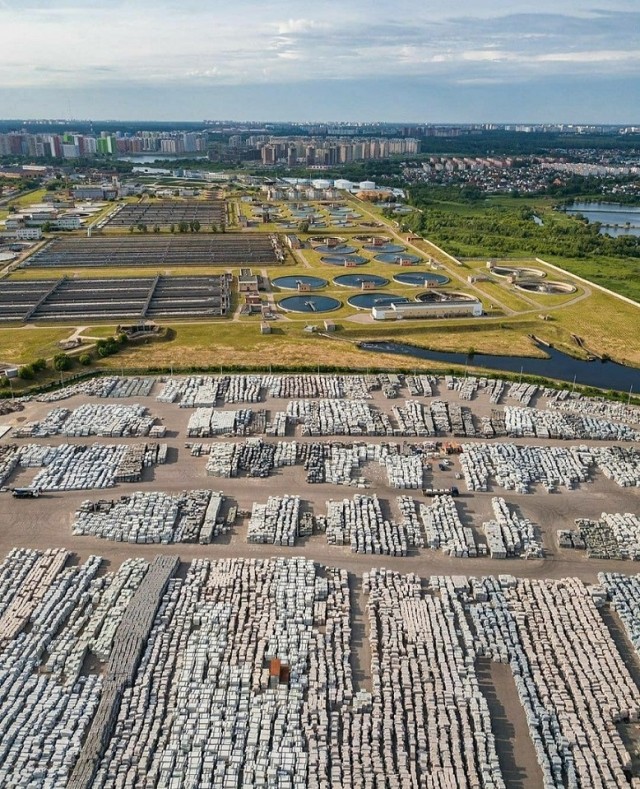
[0, 1, 639, 122]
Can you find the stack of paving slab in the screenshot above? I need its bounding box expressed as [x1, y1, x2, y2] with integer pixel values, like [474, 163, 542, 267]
[420, 494, 476, 557]
[0, 549, 176, 788]
[599, 572, 640, 654]
[325, 494, 408, 554]
[286, 399, 392, 436]
[186, 407, 252, 437]
[264, 374, 375, 399]
[507, 382, 538, 405]
[10, 442, 165, 490]
[391, 400, 436, 436]
[36, 376, 155, 402]
[589, 445, 640, 487]
[482, 497, 543, 559]
[363, 569, 506, 787]
[548, 395, 640, 427]
[0, 444, 20, 485]
[405, 374, 437, 396]
[73, 490, 226, 544]
[265, 410, 288, 436]
[460, 442, 592, 493]
[464, 574, 640, 786]
[382, 453, 423, 489]
[396, 495, 425, 548]
[3, 550, 640, 788]
[503, 405, 640, 441]
[575, 512, 640, 560]
[157, 376, 224, 406]
[14, 404, 155, 438]
[247, 495, 301, 545]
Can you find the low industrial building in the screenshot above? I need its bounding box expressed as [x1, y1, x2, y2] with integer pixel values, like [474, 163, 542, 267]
[371, 299, 483, 321]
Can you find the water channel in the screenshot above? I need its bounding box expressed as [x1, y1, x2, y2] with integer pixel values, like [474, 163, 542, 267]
[360, 341, 640, 393]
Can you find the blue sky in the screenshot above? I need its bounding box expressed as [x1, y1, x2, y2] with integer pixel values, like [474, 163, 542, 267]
[0, 0, 639, 122]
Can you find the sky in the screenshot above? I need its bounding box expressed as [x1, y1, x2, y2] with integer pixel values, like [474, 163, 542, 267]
[0, 0, 639, 122]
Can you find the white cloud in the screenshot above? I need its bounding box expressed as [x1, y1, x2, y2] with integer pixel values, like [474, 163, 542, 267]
[275, 18, 324, 35]
[0, 2, 638, 89]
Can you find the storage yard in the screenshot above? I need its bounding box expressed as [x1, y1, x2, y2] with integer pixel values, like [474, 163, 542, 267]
[20, 234, 282, 268]
[0, 274, 232, 322]
[1, 373, 640, 787]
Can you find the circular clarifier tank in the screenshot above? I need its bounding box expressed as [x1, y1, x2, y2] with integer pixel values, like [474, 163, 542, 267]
[374, 252, 422, 264]
[321, 254, 368, 266]
[491, 265, 545, 279]
[393, 271, 450, 286]
[309, 235, 345, 246]
[315, 244, 358, 254]
[279, 295, 341, 313]
[347, 292, 410, 310]
[363, 243, 406, 253]
[333, 273, 389, 288]
[416, 291, 476, 303]
[354, 234, 390, 243]
[271, 275, 327, 290]
[515, 280, 577, 295]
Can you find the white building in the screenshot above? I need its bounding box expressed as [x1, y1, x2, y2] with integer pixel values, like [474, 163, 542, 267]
[15, 227, 42, 240]
[372, 299, 483, 321]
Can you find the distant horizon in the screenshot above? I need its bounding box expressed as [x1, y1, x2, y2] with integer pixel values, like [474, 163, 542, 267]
[0, 117, 638, 128]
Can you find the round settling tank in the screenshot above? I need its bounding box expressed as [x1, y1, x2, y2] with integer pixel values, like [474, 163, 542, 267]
[334, 273, 389, 288]
[374, 252, 422, 264]
[279, 295, 341, 313]
[516, 280, 576, 295]
[354, 235, 390, 244]
[321, 254, 368, 266]
[416, 291, 476, 303]
[272, 275, 327, 290]
[364, 243, 406, 253]
[393, 272, 450, 287]
[315, 244, 358, 255]
[347, 292, 410, 310]
[491, 265, 545, 279]
[308, 235, 345, 246]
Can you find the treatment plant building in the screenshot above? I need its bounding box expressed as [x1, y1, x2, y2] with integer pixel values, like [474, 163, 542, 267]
[371, 299, 483, 320]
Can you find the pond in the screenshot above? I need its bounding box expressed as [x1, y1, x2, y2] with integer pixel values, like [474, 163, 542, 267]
[359, 341, 640, 393]
[564, 202, 640, 237]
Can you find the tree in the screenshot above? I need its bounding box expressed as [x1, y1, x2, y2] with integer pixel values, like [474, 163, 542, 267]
[52, 353, 72, 371]
[129, 225, 135, 233]
[192, 220, 201, 233]
[178, 221, 189, 233]
[153, 224, 161, 233]
[169, 224, 176, 234]
[78, 353, 92, 366]
[19, 365, 35, 380]
[32, 358, 47, 372]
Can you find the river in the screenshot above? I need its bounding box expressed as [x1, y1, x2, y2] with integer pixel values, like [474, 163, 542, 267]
[360, 341, 640, 393]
